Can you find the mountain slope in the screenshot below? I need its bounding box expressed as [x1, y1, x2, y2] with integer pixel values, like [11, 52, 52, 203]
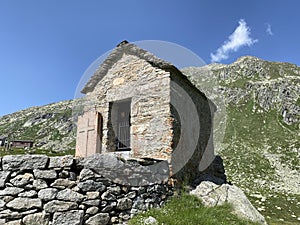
[182, 56, 300, 225]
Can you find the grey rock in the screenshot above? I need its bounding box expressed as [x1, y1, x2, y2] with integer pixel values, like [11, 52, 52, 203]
[101, 191, 116, 201]
[0, 187, 24, 196]
[79, 168, 95, 181]
[23, 212, 49, 225]
[116, 197, 132, 210]
[85, 213, 110, 225]
[38, 188, 58, 201]
[190, 181, 267, 224]
[44, 200, 77, 213]
[18, 190, 37, 198]
[78, 154, 124, 171]
[34, 169, 57, 179]
[33, 179, 48, 190]
[78, 180, 105, 192]
[56, 189, 84, 202]
[6, 219, 22, 225]
[107, 186, 121, 195]
[49, 155, 74, 168]
[2, 155, 48, 171]
[86, 206, 99, 215]
[0, 171, 11, 188]
[86, 191, 100, 200]
[52, 210, 84, 225]
[0, 199, 5, 208]
[10, 173, 33, 187]
[6, 198, 42, 210]
[143, 216, 158, 225]
[82, 199, 101, 206]
[51, 178, 76, 189]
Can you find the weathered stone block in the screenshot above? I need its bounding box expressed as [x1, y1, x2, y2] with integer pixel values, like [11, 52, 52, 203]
[116, 197, 133, 210]
[2, 155, 48, 171]
[85, 213, 110, 225]
[56, 189, 84, 202]
[34, 169, 57, 179]
[0, 171, 11, 188]
[78, 180, 106, 192]
[23, 212, 49, 225]
[44, 200, 77, 213]
[52, 210, 84, 225]
[6, 198, 42, 210]
[38, 188, 58, 201]
[49, 155, 74, 168]
[0, 187, 24, 196]
[10, 173, 33, 187]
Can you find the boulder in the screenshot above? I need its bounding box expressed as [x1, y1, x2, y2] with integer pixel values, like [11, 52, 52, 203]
[49, 155, 74, 168]
[190, 181, 267, 224]
[2, 155, 48, 171]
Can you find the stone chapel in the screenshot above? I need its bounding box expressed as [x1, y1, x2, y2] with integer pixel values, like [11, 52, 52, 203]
[75, 41, 214, 178]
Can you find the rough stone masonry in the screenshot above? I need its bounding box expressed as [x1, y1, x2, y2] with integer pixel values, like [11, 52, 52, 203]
[0, 154, 173, 225]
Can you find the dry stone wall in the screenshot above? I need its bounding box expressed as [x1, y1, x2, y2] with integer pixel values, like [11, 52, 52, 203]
[0, 154, 173, 225]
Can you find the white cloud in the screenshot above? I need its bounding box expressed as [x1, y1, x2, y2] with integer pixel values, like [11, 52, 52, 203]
[210, 19, 258, 62]
[266, 23, 274, 36]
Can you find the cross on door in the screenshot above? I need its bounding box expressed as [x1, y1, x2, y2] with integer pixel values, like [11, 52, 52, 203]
[76, 110, 102, 157]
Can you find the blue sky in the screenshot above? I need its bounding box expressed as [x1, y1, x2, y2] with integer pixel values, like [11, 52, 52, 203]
[0, 0, 299, 116]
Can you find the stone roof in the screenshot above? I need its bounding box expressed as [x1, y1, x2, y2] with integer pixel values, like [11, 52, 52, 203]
[81, 40, 178, 94]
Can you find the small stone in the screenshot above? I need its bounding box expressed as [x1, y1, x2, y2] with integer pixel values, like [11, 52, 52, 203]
[52, 210, 84, 225]
[79, 169, 95, 181]
[34, 169, 57, 179]
[0, 187, 24, 196]
[86, 206, 99, 215]
[125, 191, 137, 199]
[107, 186, 121, 195]
[33, 179, 48, 190]
[78, 180, 106, 192]
[101, 191, 116, 201]
[6, 219, 22, 225]
[6, 198, 42, 210]
[38, 188, 58, 201]
[58, 170, 69, 178]
[144, 216, 158, 225]
[51, 179, 75, 189]
[18, 190, 37, 198]
[10, 173, 33, 187]
[116, 197, 132, 210]
[82, 199, 101, 206]
[85, 213, 110, 225]
[49, 155, 74, 168]
[0, 171, 11, 188]
[86, 191, 100, 200]
[23, 212, 49, 225]
[56, 189, 84, 202]
[0, 199, 5, 208]
[44, 200, 77, 213]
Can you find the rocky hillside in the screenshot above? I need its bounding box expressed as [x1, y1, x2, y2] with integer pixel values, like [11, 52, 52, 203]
[0, 100, 75, 152]
[182, 56, 300, 225]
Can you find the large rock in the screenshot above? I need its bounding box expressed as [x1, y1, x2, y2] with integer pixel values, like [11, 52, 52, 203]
[6, 198, 42, 210]
[44, 200, 77, 213]
[85, 213, 110, 225]
[52, 210, 84, 225]
[2, 155, 48, 171]
[56, 189, 84, 202]
[23, 212, 49, 225]
[190, 181, 267, 224]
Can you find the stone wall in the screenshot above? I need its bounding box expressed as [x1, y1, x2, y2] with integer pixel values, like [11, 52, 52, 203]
[0, 154, 173, 225]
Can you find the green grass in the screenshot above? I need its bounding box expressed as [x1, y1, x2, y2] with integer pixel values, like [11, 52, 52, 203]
[220, 98, 300, 224]
[129, 194, 260, 225]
